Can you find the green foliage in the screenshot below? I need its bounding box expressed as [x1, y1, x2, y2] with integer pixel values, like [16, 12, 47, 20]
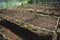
[0, 0, 29, 9]
[0, 0, 48, 9]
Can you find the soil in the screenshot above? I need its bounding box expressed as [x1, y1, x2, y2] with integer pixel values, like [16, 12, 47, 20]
[0, 4, 60, 40]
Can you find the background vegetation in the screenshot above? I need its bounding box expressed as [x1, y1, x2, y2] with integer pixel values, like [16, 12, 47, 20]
[0, 0, 29, 8]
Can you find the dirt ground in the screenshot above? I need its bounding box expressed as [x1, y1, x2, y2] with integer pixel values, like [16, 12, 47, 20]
[0, 4, 60, 40]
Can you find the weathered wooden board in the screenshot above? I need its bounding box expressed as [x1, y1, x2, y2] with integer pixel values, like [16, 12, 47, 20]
[0, 8, 59, 36]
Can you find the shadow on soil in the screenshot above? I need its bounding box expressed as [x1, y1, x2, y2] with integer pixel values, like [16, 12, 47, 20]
[57, 24, 60, 40]
[0, 20, 52, 40]
[57, 33, 60, 40]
